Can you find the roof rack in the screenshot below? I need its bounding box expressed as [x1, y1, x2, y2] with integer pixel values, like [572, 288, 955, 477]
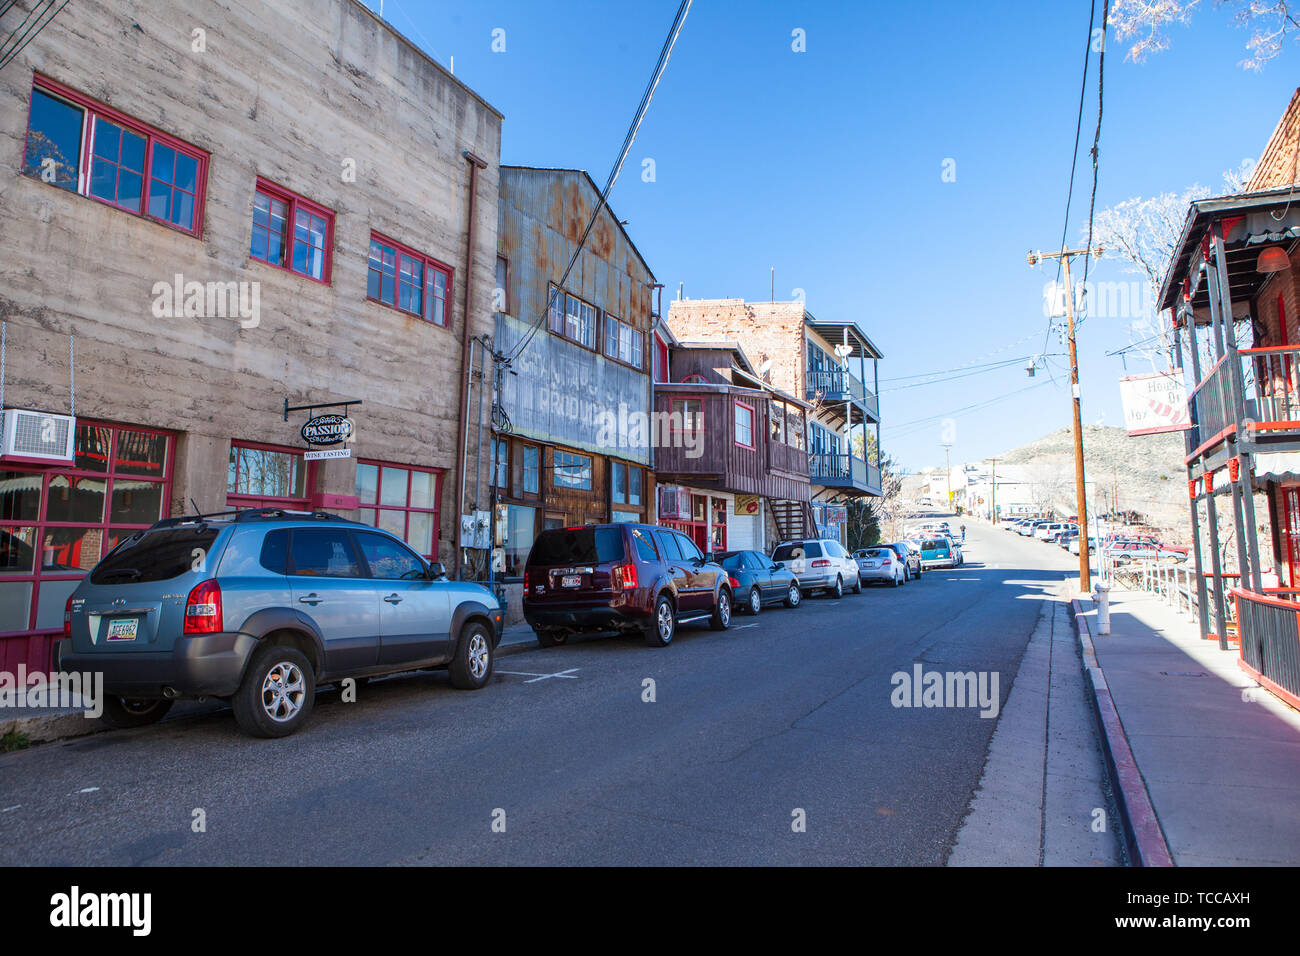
[154, 511, 242, 527]
[153, 509, 358, 528]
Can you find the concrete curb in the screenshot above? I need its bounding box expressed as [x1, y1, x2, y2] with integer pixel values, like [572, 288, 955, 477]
[1070, 595, 1175, 868]
[1, 630, 544, 749]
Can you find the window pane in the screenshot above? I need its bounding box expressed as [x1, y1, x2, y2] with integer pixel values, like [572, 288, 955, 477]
[172, 191, 194, 229]
[293, 209, 327, 279]
[23, 89, 83, 192]
[406, 511, 434, 556]
[523, 446, 539, 494]
[495, 257, 508, 313]
[0, 581, 33, 630]
[503, 505, 535, 575]
[174, 151, 198, 192]
[382, 247, 396, 303]
[0, 527, 37, 574]
[35, 578, 83, 630]
[89, 157, 117, 203]
[611, 462, 625, 503]
[72, 423, 111, 472]
[92, 119, 120, 161]
[0, 472, 42, 521]
[356, 531, 425, 579]
[289, 529, 360, 577]
[147, 183, 171, 221]
[409, 471, 435, 509]
[629, 467, 643, 506]
[46, 476, 106, 523]
[229, 446, 303, 498]
[116, 169, 143, 212]
[114, 429, 166, 476]
[367, 240, 385, 300]
[42, 526, 105, 573]
[398, 254, 423, 314]
[150, 143, 176, 185]
[376, 508, 404, 538]
[119, 127, 146, 172]
[426, 268, 446, 325]
[356, 463, 379, 505]
[110, 479, 164, 524]
[380, 467, 408, 507]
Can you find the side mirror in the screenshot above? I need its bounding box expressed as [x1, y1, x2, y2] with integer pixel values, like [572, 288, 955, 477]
[771, 562, 781, 572]
[427, 562, 447, 580]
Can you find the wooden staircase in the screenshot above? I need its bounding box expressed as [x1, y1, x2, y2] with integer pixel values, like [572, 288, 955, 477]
[769, 498, 815, 542]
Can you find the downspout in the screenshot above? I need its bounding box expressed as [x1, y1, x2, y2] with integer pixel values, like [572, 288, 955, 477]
[456, 150, 489, 579]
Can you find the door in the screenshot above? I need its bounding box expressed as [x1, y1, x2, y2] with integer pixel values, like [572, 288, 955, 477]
[287, 528, 379, 674]
[674, 531, 715, 613]
[354, 530, 450, 666]
[1285, 488, 1300, 586]
[745, 551, 775, 599]
[653, 529, 692, 610]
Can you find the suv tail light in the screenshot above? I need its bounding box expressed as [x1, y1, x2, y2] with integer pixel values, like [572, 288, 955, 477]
[612, 563, 638, 590]
[524, 570, 530, 591]
[63, 595, 73, 639]
[811, 559, 831, 568]
[184, 580, 223, 634]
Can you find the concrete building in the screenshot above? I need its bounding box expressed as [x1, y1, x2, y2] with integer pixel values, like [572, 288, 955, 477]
[664, 299, 883, 544]
[0, 0, 502, 671]
[491, 167, 658, 616]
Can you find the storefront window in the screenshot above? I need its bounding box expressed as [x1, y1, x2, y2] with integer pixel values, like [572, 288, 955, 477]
[503, 504, 536, 577]
[228, 444, 305, 500]
[355, 461, 441, 559]
[0, 422, 172, 636]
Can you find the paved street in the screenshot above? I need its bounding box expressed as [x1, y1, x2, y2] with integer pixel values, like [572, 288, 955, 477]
[0, 522, 1116, 866]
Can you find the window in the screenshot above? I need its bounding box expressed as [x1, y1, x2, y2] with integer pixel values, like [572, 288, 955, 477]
[671, 398, 702, 433]
[355, 462, 441, 559]
[547, 284, 596, 348]
[681, 373, 707, 384]
[355, 531, 426, 580]
[553, 451, 592, 490]
[0, 422, 173, 636]
[502, 504, 536, 577]
[770, 407, 785, 444]
[603, 315, 643, 368]
[632, 528, 658, 561]
[367, 232, 452, 326]
[228, 444, 307, 503]
[734, 402, 755, 448]
[653, 530, 683, 561]
[23, 77, 207, 234]
[496, 256, 510, 314]
[786, 408, 806, 450]
[289, 529, 361, 577]
[611, 461, 643, 506]
[522, 445, 540, 496]
[250, 179, 333, 282]
[675, 533, 704, 562]
[490, 439, 508, 488]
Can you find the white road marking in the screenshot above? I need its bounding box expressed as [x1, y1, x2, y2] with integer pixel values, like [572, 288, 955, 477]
[76, 787, 100, 794]
[731, 624, 759, 630]
[2, 805, 20, 813]
[498, 668, 581, 683]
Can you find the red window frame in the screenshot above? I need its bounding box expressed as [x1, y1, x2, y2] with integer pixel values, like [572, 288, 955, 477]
[734, 401, 756, 449]
[25, 74, 209, 237]
[367, 230, 453, 328]
[226, 440, 314, 510]
[355, 460, 443, 560]
[249, 178, 335, 284]
[654, 332, 670, 384]
[0, 421, 175, 638]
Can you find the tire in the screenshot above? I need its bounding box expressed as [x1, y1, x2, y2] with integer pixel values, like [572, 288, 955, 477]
[710, 588, 732, 631]
[892, 570, 902, 588]
[826, 575, 843, 599]
[784, 583, 802, 608]
[747, 586, 762, 615]
[534, 627, 568, 648]
[646, 594, 676, 647]
[99, 697, 173, 730]
[449, 621, 494, 690]
[852, 573, 863, 594]
[231, 644, 316, 739]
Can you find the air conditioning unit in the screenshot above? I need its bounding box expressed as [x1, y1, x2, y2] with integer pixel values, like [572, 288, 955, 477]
[1, 409, 76, 461]
[658, 485, 691, 521]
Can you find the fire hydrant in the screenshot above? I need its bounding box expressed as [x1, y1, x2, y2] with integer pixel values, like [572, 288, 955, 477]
[1093, 582, 1111, 636]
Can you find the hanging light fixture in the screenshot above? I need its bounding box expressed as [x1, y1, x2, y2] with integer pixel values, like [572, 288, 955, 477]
[1256, 246, 1290, 273]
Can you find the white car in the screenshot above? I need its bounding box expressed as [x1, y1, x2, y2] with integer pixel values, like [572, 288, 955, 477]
[771, 538, 862, 598]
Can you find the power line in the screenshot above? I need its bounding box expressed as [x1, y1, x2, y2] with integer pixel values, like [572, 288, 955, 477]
[881, 379, 1055, 438]
[880, 356, 1036, 393]
[1080, 0, 1110, 292]
[0, 0, 69, 72]
[505, 0, 692, 364]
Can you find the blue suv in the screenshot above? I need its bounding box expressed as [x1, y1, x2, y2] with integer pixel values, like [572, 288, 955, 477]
[55, 509, 503, 737]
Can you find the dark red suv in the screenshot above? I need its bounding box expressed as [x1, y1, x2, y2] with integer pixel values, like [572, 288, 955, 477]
[522, 523, 732, 647]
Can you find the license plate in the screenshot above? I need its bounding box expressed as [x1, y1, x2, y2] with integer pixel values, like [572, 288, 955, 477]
[106, 618, 139, 642]
[561, 575, 581, 588]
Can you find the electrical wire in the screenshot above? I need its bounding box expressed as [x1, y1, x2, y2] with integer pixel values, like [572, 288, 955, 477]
[881, 379, 1055, 438]
[880, 356, 1038, 393]
[1080, 0, 1110, 294]
[506, 0, 692, 365]
[0, 0, 68, 72]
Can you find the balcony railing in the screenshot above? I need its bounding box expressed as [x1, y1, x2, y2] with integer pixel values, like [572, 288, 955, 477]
[806, 369, 878, 420]
[808, 453, 882, 495]
[1187, 346, 1300, 455]
[1235, 588, 1300, 710]
[1244, 345, 1300, 425]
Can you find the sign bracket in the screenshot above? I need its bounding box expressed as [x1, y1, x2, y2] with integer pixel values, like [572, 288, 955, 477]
[283, 398, 363, 422]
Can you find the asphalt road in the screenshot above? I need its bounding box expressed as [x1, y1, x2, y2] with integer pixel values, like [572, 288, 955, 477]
[0, 520, 1085, 866]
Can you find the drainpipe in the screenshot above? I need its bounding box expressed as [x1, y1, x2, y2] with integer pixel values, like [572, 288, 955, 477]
[456, 150, 489, 579]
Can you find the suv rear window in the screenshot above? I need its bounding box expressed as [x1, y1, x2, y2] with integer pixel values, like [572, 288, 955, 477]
[530, 527, 625, 566]
[773, 542, 821, 561]
[90, 525, 222, 584]
[923, 538, 947, 550]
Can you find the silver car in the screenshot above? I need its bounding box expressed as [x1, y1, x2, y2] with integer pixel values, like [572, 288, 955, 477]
[57, 509, 503, 738]
[854, 547, 906, 587]
[771, 538, 862, 598]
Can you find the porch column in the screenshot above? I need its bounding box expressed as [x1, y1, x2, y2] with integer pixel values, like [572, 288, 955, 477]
[1205, 483, 1230, 650]
[1177, 311, 1211, 641]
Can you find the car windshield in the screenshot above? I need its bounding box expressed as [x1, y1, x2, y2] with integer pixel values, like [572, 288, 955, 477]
[773, 542, 821, 561]
[529, 527, 624, 565]
[90, 524, 223, 584]
[922, 538, 947, 550]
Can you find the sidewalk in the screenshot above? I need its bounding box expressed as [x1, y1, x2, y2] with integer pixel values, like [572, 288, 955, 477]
[1073, 585, 1300, 866]
[0, 623, 542, 747]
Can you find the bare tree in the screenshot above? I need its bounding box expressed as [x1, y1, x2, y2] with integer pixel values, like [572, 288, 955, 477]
[1110, 0, 1300, 70]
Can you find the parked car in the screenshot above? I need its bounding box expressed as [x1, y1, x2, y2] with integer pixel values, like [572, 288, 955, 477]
[1070, 535, 1101, 555]
[524, 523, 732, 648]
[1103, 538, 1186, 563]
[854, 547, 906, 586]
[919, 535, 957, 569]
[714, 549, 802, 613]
[56, 509, 503, 738]
[1035, 522, 1069, 542]
[771, 538, 862, 598]
[885, 540, 923, 580]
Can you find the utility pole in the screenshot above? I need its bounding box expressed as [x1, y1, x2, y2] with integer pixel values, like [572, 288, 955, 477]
[1027, 244, 1103, 592]
[987, 457, 998, 524]
[942, 442, 953, 514]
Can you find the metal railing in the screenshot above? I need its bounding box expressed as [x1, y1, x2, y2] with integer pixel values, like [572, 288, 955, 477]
[1187, 352, 1235, 451]
[1243, 345, 1300, 424]
[806, 368, 877, 419]
[1185, 345, 1300, 452]
[1235, 588, 1300, 704]
[809, 451, 867, 485]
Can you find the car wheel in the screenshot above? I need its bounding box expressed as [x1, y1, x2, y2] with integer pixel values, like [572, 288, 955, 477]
[827, 575, 843, 599]
[449, 621, 494, 690]
[534, 627, 568, 648]
[748, 586, 762, 615]
[99, 697, 173, 730]
[784, 583, 801, 608]
[231, 644, 315, 739]
[646, 594, 676, 647]
[892, 570, 902, 587]
[852, 573, 863, 594]
[711, 588, 732, 631]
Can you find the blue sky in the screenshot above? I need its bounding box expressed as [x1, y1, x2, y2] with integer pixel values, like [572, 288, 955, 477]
[367, 0, 1297, 471]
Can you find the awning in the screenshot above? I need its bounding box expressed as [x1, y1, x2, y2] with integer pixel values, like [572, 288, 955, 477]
[1253, 450, 1300, 482]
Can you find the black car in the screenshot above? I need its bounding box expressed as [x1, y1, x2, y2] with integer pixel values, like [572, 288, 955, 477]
[713, 550, 803, 613]
[885, 541, 922, 580]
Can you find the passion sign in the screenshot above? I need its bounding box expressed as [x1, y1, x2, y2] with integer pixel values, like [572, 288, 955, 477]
[301, 414, 354, 446]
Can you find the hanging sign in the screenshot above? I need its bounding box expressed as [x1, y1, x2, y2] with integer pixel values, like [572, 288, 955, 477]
[1118, 372, 1190, 436]
[301, 414, 354, 446]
